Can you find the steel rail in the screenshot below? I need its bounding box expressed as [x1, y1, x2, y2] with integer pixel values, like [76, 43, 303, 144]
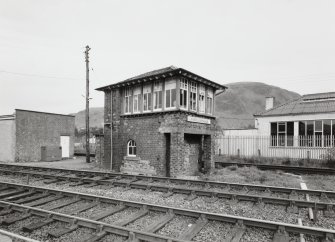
[0, 163, 335, 199]
[0, 181, 335, 240]
[0, 168, 334, 213]
[0, 228, 40, 242]
[0, 200, 187, 242]
[215, 161, 335, 175]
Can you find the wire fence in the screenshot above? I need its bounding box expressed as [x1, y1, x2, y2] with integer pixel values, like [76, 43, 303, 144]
[215, 135, 335, 161]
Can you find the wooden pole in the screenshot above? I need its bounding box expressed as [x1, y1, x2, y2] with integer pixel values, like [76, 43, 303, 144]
[85, 45, 91, 163]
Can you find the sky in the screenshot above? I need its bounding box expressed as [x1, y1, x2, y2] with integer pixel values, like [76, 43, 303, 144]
[1, 0, 335, 115]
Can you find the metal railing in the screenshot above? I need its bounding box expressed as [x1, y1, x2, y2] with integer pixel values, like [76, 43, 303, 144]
[215, 135, 335, 160]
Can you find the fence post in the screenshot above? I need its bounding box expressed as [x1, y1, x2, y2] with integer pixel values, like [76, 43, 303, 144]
[237, 148, 240, 158]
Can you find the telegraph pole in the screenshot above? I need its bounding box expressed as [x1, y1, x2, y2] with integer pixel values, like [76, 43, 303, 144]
[85, 45, 91, 163]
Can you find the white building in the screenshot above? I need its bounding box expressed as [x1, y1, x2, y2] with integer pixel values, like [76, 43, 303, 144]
[218, 92, 335, 160]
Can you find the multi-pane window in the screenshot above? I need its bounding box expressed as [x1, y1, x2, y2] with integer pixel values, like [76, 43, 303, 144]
[143, 84, 152, 112]
[206, 88, 213, 115]
[165, 80, 176, 109]
[315, 120, 323, 147]
[153, 81, 163, 110]
[133, 86, 141, 113]
[299, 120, 335, 147]
[127, 140, 136, 157]
[124, 87, 132, 114]
[324, 120, 332, 147]
[198, 84, 205, 113]
[180, 78, 188, 109]
[270, 122, 294, 146]
[189, 81, 197, 111]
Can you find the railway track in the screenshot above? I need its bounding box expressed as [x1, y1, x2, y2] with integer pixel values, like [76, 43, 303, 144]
[0, 163, 334, 205]
[0, 181, 334, 242]
[215, 161, 335, 175]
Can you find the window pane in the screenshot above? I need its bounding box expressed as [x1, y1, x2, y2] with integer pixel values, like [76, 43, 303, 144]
[148, 93, 152, 110]
[306, 121, 314, 146]
[158, 91, 162, 108]
[144, 94, 147, 110]
[278, 123, 285, 132]
[315, 120, 322, 132]
[278, 134, 285, 146]
[307, 121, 314, 135]
[270, 123, 277, 146]
[324, 120, 331, 135]
[171, 89, 176, 107]
[166, 90, 170, 108]
[299, 122, 305, 136]
[287, 122, 294, 146]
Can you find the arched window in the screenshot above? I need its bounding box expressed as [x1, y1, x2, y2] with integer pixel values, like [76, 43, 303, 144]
[127, 140, 136, 157]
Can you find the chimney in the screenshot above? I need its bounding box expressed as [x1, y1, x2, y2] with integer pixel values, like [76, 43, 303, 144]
[265, 97, 274, 110]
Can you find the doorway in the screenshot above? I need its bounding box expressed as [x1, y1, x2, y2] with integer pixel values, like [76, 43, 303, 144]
[184, 134, 202, 175]
[60, 136, 70, 158]
[165, 133, 171, 177]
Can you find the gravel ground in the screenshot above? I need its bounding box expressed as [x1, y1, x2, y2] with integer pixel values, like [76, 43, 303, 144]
[52, 200, 92, 214]
[192, 221, 233, 242]
[299, 208, 335, 230]
[126, 211, 163, 230]
[100, 234, 127, 242]
[203, 167, 302, 188]
[157, 215, 196, 238]
[50, 227, 94, 242]
[239, 227, 273, 242]
[101, 207, 138, 224]
[38, 197, 75, 210]
[78, 202, 114, 218]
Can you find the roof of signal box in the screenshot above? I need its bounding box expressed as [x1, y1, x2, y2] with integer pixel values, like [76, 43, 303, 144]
[96, 66, 227, 91]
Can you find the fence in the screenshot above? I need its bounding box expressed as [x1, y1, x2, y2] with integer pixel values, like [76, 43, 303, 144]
[216, 135, 335, 160]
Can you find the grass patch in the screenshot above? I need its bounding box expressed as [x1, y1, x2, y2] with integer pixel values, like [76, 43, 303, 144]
[302, 175, 335, 191]
[214, 155, 335, 168]
[201, 166, 301, 188]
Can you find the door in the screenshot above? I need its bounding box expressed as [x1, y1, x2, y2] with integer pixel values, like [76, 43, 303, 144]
[184, 134, 201, 175]
[60, 136, 70, 158]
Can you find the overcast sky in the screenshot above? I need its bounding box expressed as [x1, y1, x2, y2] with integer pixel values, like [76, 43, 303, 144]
[1, 0, 335, 115]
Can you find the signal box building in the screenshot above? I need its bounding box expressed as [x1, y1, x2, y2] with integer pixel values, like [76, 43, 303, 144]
[97, 66, 226, 177]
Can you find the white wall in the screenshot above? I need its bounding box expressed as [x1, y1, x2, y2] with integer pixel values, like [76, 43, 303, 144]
[255, 112, 335, 136]
[0, 119, 15, 162]
[222, 129, 258, 136]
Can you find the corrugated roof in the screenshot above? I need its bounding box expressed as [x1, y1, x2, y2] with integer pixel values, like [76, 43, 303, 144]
[96, 66, 227, 91]
[255, 92, 335, 117]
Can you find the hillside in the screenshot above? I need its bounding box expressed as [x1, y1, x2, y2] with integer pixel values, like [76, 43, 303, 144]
[73, 107, 104, 129]
[215, 82, 300, 129]
[73, 82, 301, 129]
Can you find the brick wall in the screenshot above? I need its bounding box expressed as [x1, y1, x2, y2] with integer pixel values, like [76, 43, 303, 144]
[102, 84, 219, 176]
[15, 110, 75, 162]
[0, 119, 15, 162]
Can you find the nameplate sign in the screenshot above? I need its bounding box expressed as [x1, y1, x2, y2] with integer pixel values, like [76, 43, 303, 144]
[187, 116, 211, 125]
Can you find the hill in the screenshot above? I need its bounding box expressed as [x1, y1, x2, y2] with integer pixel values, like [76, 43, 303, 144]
[73, 82, 301, 130]
[73, 107, 104, 129]
[215, 82, 300, 129]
